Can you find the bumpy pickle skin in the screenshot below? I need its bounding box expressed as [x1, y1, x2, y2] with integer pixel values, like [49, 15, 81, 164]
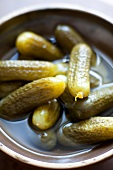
[16, 31, 63, 61]
[70, 83, 113, 120]
[0, 81, 24, 98]
[67, 43, 92, 100]
[0, 77, 65, 120]
[55, 25, 97, 66]
[63, 117, 113, 144]
[32, 99, 61, 130]
[0, 60, 67, 81]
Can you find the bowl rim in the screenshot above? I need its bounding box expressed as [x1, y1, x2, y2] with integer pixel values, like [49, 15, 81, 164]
[0, 3, 113, 169]
[0, 2, 113, 24]
[1, 141, 113, 169]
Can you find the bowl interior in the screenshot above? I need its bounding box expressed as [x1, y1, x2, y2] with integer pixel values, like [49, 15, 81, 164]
[0, 8, 113, 169]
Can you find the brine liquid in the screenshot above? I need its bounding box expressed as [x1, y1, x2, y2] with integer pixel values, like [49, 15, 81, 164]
[0, 43, 113, 157]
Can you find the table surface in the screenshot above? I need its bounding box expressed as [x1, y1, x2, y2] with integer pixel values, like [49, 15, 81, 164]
[0, 0, 113, 170]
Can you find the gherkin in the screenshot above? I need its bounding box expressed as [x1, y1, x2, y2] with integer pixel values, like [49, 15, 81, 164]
[0, 77, 65, 120]
[67, 43, 92, 100]
[63, 117, 113, 144]
[16, 31, 63, 61]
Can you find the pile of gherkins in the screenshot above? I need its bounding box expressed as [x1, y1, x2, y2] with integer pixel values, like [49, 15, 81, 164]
[0, 24, 113, 150]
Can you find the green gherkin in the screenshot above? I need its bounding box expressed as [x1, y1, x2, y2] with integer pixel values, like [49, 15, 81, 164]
[67, 43, 92, 100]
[63, 117, 113, 144]
[0, 60, 67, 81]
[32, 99, 61, 130]
[16, 31, 63, 61]
[0, 77, 65, 120]
[70, 83, 113, 120]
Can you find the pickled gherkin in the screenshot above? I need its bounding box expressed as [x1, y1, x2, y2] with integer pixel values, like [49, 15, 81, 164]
[63, 117, 113, 144]
[16, 31, 63, 61]
[55, 25, 84, 52]
[0, 60, 67, 81]
[32, 99, 61, 130]
[70, 83, 113, 120]
[67, 43, 92, 100]
[0, 77, 65, 120]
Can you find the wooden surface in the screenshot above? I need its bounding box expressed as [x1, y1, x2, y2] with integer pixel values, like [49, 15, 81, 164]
[0, 0, 113, 170]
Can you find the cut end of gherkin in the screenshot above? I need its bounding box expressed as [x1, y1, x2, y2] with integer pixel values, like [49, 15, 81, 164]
[75, 92, 84, 101]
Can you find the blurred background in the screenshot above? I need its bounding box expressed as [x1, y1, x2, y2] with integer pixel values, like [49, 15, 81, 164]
[0, 0, 113, 170]
[0, 0, 113, 18]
